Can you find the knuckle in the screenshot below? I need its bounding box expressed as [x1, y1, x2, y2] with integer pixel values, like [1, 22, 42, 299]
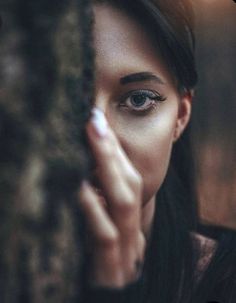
[126, 264, 136, 279]
[98, 230, 120, 249]
[117, 192, 136, 213]
[133, 173, 143, 189]
[127, 170, 143, 191]
[136, 171, 143, 184]
[103, 141, 115, 159]
[125, 257, 143, 282]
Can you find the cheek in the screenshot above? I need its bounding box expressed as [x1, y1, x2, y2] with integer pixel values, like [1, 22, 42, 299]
[112, 109, 178, 204]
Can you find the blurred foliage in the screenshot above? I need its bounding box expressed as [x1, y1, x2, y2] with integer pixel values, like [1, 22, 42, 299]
[0, 0, 94, 302]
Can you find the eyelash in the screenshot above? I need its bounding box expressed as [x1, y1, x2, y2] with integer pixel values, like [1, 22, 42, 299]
[118, 89, 167, 114]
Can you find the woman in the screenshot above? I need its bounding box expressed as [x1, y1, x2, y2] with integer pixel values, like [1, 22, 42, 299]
[79, 1, 236, 303]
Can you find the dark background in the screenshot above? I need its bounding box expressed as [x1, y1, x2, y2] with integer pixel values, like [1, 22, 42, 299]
[192, 0, 236, 229]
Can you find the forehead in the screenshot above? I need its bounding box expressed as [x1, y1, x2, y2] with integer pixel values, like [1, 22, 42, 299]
[94, 4, 149, 55]
[93, 4, 173, 84]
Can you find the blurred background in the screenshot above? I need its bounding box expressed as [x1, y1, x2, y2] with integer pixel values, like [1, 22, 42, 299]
[192, 0, 236, 229]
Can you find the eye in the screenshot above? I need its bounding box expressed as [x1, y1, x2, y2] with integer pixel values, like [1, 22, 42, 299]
[119, 89, 166, 113]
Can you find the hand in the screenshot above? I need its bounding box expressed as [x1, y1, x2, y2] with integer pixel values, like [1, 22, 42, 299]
[79, 108, 145, 288]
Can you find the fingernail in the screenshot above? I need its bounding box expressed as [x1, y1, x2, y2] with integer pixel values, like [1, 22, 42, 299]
[81, 180, 89, 189]
[79, 180, 90, 196]
[91, 107, 108, 137]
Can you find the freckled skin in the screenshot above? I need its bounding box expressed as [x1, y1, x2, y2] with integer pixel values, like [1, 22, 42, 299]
[94, 4, 191, 233]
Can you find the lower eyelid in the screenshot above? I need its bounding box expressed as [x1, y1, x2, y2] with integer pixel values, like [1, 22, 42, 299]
[119, 101, 159, 114]
[136, 101, 158, 110]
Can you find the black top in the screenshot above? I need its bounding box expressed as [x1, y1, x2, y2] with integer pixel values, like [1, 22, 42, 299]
[83, 224, 236, 303]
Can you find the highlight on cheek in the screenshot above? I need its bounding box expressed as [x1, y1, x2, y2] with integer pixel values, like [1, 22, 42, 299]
[118, 89, 167, 114]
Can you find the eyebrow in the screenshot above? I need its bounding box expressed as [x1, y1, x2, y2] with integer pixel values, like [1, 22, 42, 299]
[120, 72, 165, 85]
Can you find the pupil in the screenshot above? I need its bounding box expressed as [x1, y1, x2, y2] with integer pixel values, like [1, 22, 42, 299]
[131, 94, 147, 107]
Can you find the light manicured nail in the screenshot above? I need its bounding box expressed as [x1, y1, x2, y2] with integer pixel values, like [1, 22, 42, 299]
[79, 181, 90, 199]
[91, 107, 108, 137]
[80, 180, 90, 190]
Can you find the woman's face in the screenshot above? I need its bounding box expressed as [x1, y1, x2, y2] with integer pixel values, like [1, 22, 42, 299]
[94, 4, 191, 207]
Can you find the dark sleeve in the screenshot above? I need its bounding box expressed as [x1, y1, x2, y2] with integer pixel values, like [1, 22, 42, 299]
[206, 275, 236, 303]
[197, 226, 236, 303]
[82, 278, 143, 303]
